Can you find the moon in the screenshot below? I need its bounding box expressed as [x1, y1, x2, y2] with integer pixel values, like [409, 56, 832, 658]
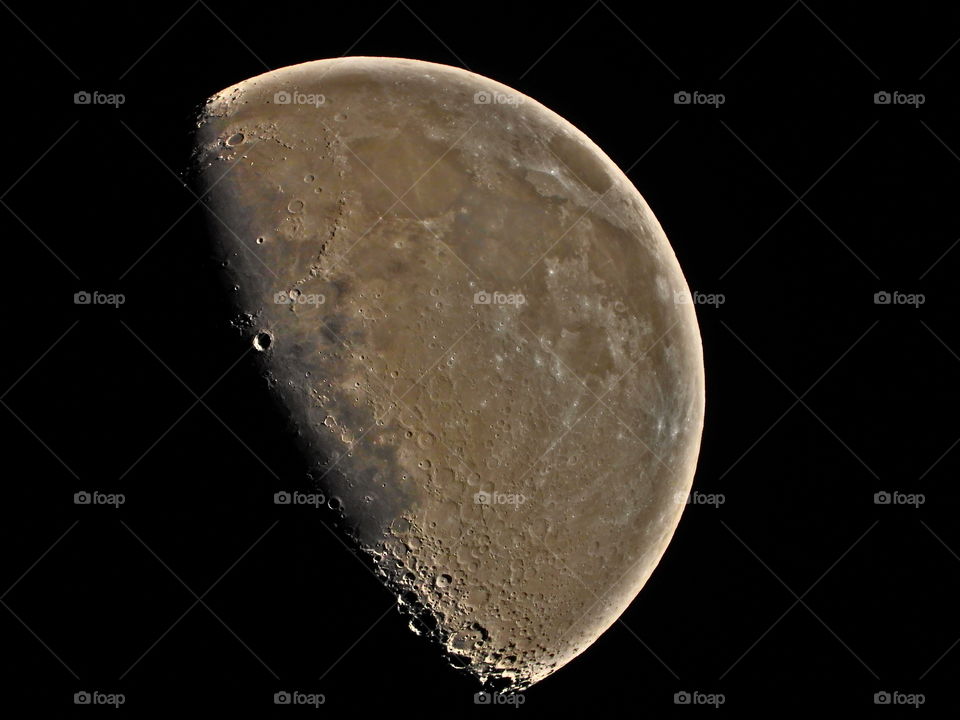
[193, 57, 705, 690]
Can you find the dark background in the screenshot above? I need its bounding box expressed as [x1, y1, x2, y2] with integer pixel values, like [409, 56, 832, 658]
[0, 0, 956, 715]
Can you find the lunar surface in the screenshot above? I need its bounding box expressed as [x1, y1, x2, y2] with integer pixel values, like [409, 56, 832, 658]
[193, 57, 705, 690]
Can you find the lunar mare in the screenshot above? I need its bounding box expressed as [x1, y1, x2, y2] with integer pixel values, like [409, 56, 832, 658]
[193, 57, 704, 690]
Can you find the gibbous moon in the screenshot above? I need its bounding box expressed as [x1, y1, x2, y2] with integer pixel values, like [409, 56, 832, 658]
[193, 57, 704, 690]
